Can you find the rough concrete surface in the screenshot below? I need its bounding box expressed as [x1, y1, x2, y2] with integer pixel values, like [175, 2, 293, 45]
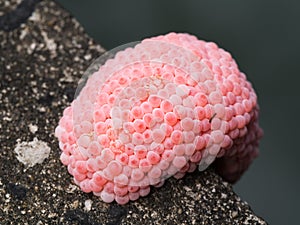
[0, 0, 267, 224]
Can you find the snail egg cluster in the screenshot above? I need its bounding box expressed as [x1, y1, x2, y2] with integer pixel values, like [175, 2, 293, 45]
[55, 33, 262, 204]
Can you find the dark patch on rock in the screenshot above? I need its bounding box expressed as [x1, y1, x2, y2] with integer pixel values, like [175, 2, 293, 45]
[107, 204, 128, 225]
[0, 0, 41, 31]
[6, 183, 27, 200]
[64, 209, 100, 225]
[63, 86, 76, 102]
[37, 93, 55, 105]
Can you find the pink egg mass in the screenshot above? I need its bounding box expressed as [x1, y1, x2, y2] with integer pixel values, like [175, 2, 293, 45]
[55, 33, 263, 204]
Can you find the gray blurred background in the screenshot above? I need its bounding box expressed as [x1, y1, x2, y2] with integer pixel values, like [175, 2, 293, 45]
[56, 1, 300, 224]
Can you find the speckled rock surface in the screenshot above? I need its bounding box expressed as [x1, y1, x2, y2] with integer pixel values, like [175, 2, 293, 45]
[0, 0, 267, 224]
[0, 0, 22, 15]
